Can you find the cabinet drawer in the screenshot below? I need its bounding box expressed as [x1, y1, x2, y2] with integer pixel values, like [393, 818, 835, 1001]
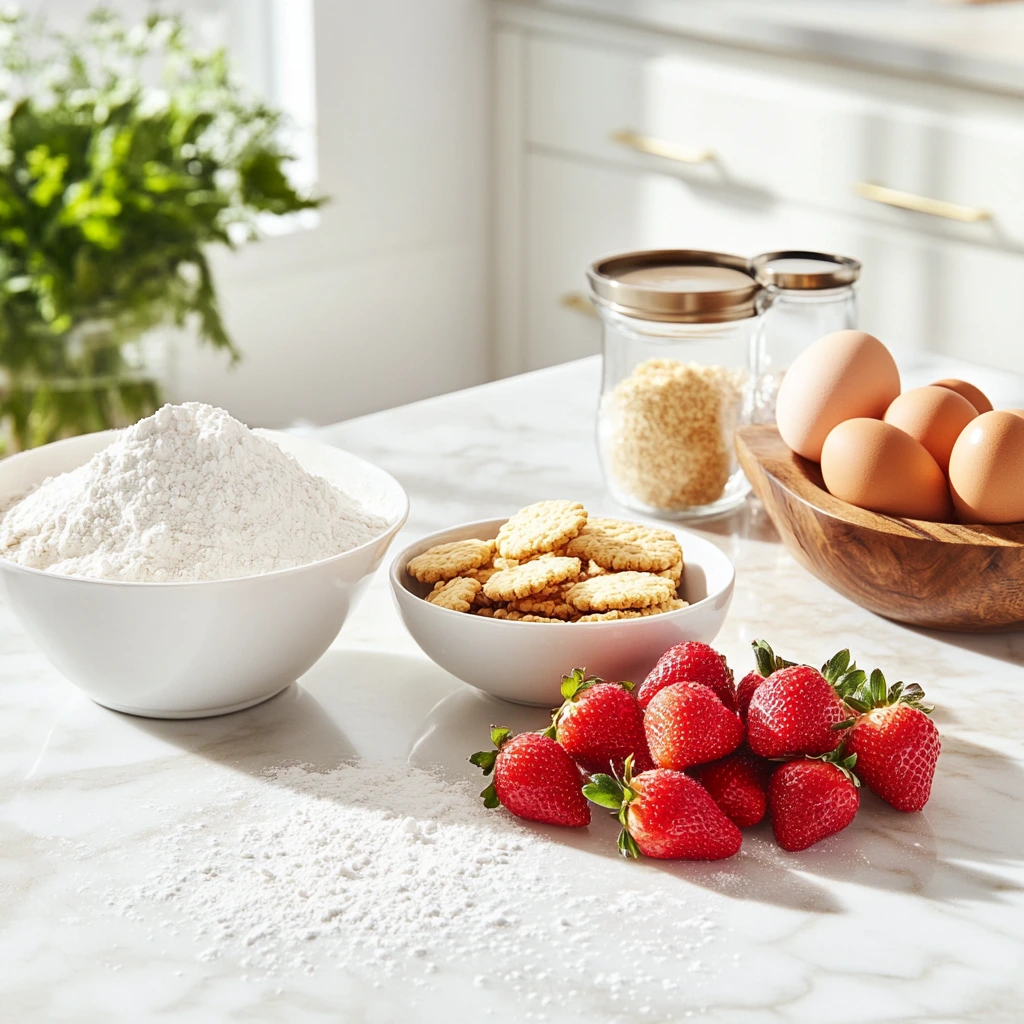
[524, 153, 1024, 375]
[527, 35, 1024, 252]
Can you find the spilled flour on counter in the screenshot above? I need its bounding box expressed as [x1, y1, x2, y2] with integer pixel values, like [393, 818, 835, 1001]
[104, 761, 718, 1015]
[0, 403, 388, 581]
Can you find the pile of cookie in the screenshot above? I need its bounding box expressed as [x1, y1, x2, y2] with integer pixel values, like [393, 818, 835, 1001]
[406, 500, 687, 623]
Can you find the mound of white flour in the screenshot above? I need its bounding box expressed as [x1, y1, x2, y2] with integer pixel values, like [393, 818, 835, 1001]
[0, 403, 389, 582]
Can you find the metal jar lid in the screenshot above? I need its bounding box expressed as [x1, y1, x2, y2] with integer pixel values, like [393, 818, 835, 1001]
[750, 250, 861, 291]
[586, 249, 762, 323]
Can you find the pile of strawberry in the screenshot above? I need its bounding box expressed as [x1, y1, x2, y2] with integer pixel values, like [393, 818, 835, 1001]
[470, 640, 941, 859]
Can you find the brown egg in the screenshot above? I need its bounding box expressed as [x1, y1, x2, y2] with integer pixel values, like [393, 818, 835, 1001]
[883, 386, 977, 474]
[931, 378, 993, 414]
[820, 418, 954, 521]
[948, 411, 1024, 524]
[776, 330, 900, 462]
[1006, 409, 1024, 419]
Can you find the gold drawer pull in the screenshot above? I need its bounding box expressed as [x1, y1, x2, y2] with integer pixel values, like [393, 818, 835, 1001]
[560, 291, 598, 318]
[610, 129, 715, 166]
[854, 181, 990, 223]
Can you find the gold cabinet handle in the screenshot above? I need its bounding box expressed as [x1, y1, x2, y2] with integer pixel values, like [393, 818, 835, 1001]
[610, 129, 715, 166]
[854, 181, 990, 223]
[560, 291, 598, 318]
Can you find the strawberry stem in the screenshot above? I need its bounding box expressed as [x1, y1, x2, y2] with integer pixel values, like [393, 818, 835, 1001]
[469, 726, 514, 807]
[751, 638, 795, 678]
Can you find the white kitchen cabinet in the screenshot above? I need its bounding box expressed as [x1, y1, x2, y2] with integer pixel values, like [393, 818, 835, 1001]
[524, 153, 1024, 372]
[495, 2, 1024, 377]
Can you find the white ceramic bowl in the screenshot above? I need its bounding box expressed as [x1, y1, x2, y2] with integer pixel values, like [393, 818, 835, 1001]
[390, 517, 735, 706]
[0, 429, 409, 719]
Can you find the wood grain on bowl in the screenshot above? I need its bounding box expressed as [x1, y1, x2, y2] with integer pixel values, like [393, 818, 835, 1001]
[735, 425, 1024, 633]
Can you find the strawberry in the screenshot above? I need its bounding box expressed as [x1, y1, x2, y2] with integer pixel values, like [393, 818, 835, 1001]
[746, 649, 864, 758]
[636, 641, 736, 711]
[470, 727, 590, 827]
[769, 752, 860, 852]
[544, 668, 653, 775]
[690, 749, 772, 828]
[839, 670, 940, 812]
[737, 639, 795, 719]
[584, 756, 742, 860]
[644, 681, 745, 770]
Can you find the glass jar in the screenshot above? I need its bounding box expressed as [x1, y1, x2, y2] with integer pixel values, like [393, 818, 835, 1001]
[750, 250, 861, 423]
[587, 250, 763, 520]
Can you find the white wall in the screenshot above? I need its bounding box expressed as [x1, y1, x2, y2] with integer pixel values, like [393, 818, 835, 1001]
[21, 0, 492, 427]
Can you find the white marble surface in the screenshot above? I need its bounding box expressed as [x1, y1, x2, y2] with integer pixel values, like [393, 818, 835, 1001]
[3, 356, 1024, 1023]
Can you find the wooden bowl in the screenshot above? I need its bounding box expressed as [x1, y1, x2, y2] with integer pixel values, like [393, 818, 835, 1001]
[735, 424, 1024, 632]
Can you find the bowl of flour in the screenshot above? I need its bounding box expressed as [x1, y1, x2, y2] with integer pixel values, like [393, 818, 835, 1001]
[0, 403, 408, 718]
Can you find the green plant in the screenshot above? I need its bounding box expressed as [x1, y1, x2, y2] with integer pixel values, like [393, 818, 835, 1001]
[0, 7, 323, 450]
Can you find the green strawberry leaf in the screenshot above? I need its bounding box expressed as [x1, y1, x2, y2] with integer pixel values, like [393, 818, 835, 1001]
[751, 638, 795, 677]
[582, 773, 624, 811]
[822, 649, 852, 684]
[490, 726, 511, 749]
[560, 667, 589, 701]
[869, 668, 886, 706]
[480, 782, 500, 808]
[617, 829, 641, 859]
[619, 679, 635, 693]
[469, 749, 497, 774]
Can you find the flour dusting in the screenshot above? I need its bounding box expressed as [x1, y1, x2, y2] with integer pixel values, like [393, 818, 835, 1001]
[0, 403, 388, 582]
[105, 761, 716, 1012]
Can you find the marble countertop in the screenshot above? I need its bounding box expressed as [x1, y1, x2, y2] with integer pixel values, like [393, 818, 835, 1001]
[4, 354, 1024, 1022]
[498, 0, 1024, 96]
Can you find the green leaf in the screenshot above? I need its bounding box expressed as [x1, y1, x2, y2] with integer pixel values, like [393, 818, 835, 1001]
[617, 829, 641, 860]
[469, 750, 496, 774]
[619, 679, 635, 693]
[869, 669, 887, 706]
[582, 773, 624, 811]
[821, 649, 852, 684]
[480, 783, 500, 809]
[560, 668, 588, 702]
[490, 727, 511, 749]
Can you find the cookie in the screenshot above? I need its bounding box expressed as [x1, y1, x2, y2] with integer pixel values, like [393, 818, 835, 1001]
[476, 606, 496, 617]
[407, 539, 493, 584]
[657, 558, 683, 583]
[466, 565, 500, 585]
[565, 518, 681, 573]
[493, 608, 562, 623]
[495, 501, 588, 561]
[483, 556, 581, 602]
[576, 598, 688, 622]
[564, 571, 676, 612]
[492, 556, 520, 571]
[425, 576, 481, 612]
[507, 595, 576, 620]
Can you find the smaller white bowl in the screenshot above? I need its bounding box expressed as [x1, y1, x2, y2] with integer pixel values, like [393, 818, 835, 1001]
[390, 518, 735, 706]
[0, 429, 409, 718]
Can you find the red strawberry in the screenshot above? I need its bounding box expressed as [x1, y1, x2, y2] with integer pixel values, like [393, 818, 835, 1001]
[584, 757, 741, 860]
[840, 670, 940, 812]
[545, 669, 653, 776]
[470, 728, 590, 827]
[644, 681, 745, 770]
[747, 664, 850, 758]
[738, 639, 796, 719]
[690, 750, 772, 828]
[769, 753, 860, 852]
[637, 641, 736, 711]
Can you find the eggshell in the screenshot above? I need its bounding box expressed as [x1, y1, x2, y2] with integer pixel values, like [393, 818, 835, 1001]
[820, 418, 954, 522]
[1005, 409, 1024, 419]
[930, 378, 993, 414]
[776, 330, 901, 462]
[948, 411, 1024, 524]
[882, 385, 977, 474]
